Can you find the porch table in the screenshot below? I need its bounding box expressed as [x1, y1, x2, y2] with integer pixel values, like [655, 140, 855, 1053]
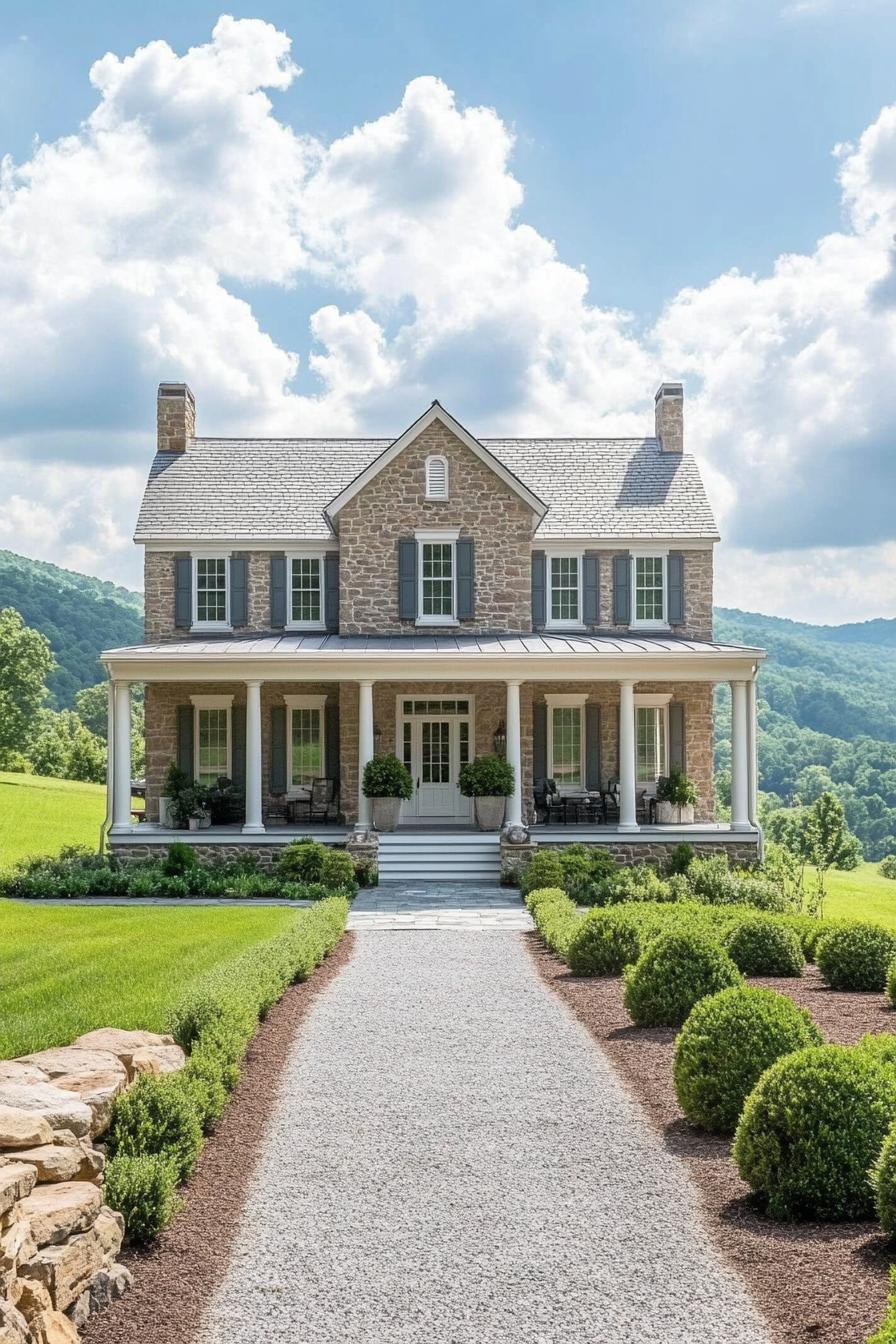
[561, 792, 606, 824]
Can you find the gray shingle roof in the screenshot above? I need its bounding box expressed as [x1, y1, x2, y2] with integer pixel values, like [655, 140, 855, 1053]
[134, 435, 718, 543]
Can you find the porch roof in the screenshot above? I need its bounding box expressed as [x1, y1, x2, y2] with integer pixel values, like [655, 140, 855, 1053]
[102, 632, 764, 684]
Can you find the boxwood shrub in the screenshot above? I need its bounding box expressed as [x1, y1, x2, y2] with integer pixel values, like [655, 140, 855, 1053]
[873, 1122, 896, 1239]
[519, 850, 565, 896]
[723, 916, 804, 977]
[524, 887, 580, 957]
[107, 1074, 204, 1183]
[733, 1043, 896, 1219]
[868, 1268, 896, 1344]
[673, 986, 822, 1134]
[623, 929, 742, 1027]
[103, 1153, 182, 1246]
[816, 921, 896, 991]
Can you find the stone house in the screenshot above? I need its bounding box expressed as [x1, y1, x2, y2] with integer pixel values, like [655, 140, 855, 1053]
[103, 383, 764, 878]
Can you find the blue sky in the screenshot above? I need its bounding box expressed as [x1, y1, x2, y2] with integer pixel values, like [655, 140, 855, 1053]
[1, 2, 895, 620]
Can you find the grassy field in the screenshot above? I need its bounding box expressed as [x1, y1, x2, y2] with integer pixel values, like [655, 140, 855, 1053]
[0, 772, 110, 866]
[0, 901, 298, 1057]
[819, 862, 896, 930]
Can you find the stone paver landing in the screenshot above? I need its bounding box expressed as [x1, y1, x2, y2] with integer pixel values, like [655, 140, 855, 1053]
[347, 882, 534, 931]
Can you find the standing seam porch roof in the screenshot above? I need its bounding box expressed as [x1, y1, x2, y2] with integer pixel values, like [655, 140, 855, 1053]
[134, 436, 719, 542]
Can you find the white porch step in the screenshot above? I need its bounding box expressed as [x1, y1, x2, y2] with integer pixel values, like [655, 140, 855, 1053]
[378, 832, 501, 882]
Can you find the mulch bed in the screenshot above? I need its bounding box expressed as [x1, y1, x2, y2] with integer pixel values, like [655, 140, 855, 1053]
[528, 938, 895, 1344]
[84, 931, 356, 1344]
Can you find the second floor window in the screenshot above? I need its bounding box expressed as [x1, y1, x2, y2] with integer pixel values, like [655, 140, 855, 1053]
[634, 555, 665, 625]
[421, 542, 454, 619]
[290, 557, 322, 626]
[194, 556, 228, 626]
[549, 556, 580, 625]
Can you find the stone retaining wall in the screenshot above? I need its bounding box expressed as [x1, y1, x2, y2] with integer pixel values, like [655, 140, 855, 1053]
[0, 1029, 185, 1343]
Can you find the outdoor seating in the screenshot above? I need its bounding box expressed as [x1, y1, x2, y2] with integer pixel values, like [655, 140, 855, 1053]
[285, 778, 340, 825]
[533, 777, 565, 825]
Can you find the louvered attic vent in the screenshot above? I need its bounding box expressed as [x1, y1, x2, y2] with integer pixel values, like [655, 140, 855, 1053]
[425, 454, 449, 499]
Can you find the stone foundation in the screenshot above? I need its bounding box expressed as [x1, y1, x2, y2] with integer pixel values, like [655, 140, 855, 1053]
[499, 833, 538, 881]
[521, 836, 760, 869]
[345, 832, 379, 884]
[0, 1029, 186, 1343]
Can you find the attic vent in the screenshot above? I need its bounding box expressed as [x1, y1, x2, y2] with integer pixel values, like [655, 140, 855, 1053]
[425, 454, 449, 499]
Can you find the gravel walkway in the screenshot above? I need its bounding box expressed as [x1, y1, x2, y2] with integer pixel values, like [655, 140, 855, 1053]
[199, 933, 770, 1344]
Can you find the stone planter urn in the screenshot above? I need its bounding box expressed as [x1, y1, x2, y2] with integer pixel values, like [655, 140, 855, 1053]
[187, 814, 211, 831]
[371, 797, 403, 832]
[474, 796, 507, 831]
[159, 796, 175, 828]
[656, 800, 695, 825]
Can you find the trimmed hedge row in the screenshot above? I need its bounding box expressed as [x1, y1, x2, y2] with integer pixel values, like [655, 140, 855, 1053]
[104, 896, 348, 1243]
[524, 888, 580, 958]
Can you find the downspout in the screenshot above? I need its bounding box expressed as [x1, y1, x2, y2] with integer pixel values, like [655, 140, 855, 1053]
[99, 672, 114, 855]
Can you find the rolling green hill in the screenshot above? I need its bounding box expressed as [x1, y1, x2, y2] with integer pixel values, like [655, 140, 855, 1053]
[0, 550, 143, 707]
[714, 608, 896, 860]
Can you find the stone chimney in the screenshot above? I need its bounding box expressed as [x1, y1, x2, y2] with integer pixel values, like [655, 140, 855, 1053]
[157, 383, 195, 453]
[654, 382, 683, 453]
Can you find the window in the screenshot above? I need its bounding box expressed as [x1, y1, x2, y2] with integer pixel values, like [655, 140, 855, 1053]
[633, 554, 666, 625]
[421, 542, 454, 619]
[549, 555, 580, 625]
[425, 455, 449, 499]
[289, 556, 323, 627]
[194, 556, 229, 627]
[545, 694, 588, 792]
[284, 695, 326, 792]
[634, 694, 670, 788]
[191, 695, 233, 786]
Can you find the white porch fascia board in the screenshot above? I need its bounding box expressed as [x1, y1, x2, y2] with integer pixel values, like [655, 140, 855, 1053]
[323, 403, 548, 525]
[102, 648, 763, 684]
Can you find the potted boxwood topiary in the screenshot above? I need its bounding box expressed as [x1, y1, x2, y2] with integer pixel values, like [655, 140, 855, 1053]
[655, 767, 698, 824]
[172, 784, 212, 831]
[160, 761, 189, 828]
[458, 755, 514, 831]
[362, 754, 413, 831]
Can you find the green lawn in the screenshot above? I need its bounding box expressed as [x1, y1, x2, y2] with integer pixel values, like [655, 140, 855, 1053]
[0, 901, 297, 1057]
[819, 862, 896, 930]
[0, 772, 112, 866]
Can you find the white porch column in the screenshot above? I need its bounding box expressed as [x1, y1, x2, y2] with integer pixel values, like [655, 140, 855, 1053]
[242, 680, 264, 834]
[356, 679, 375, 831]
[747, 676, 759, 826]
[505, 679, 522, 829]
[618, 679, 639, 832]
[730, 679, 751, 831]
[110, 680, 132, 834]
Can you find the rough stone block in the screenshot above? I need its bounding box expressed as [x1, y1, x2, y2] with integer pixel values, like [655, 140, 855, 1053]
[0, 1086, 91, 1140]
[18, 1182, 102, 1248]
[0, 1106, 54, 1151]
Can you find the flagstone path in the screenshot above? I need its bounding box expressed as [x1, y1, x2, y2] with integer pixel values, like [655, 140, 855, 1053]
[198, 928, 770, 1344]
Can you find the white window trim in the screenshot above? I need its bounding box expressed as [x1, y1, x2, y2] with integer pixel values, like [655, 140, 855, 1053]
[285, 550, 327, 631]
[545, 550, 584, 630]
[633, 693, 671, 793]
[190, 694, 233, 784]
[425, 454, 449, 500]
[415, 528, 460, 627]
[630, 549, 669, 631]
[283, 693, 328, 797]
[545, 693, 589, 794]
[191, 551, 231, 632]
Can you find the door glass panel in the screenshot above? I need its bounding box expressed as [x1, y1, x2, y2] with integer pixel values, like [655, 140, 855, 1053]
[422, 722, 451, 783]
[403, 721, 412, 774]
[459, 721, 469, 766]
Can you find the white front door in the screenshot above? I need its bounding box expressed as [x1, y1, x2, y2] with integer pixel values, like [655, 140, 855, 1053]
[397, 697, 473, 822]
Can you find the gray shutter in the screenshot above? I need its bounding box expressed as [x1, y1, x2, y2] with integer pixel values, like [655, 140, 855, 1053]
[531, 551, 546, 630]
[324, 552, 339, 633]
[585, 703, 601, 790]
[669, 703, 686, 772]
[270, 554, 287, 629]
[174, 557, 191, 629]
[231, 704, 246, 790]
[325, 699, 340, 781]
[456, 538, 475, 621]
[176, 705, 194, 778]
[398, 539, 417, 620]
[230, 555, 248, 628]
[269, 706, 287, 793]
[612, 553, 631, 625]
[667, 552, 684, 626]
[583, 552, 600, 626]
[533, 701, 547, 782]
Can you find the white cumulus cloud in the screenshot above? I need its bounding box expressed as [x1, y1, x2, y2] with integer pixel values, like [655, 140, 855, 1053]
[0, 15, 894, 624]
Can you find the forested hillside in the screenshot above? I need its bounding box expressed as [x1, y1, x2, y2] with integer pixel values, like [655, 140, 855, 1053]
[714, 608, 896, 860]
[0, 550, 143, 706]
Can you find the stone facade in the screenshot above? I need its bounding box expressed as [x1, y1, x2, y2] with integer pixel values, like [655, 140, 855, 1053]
[334, 421, 536, 635]
[143, 550, 273, 642]
[597, 548, 713, 641]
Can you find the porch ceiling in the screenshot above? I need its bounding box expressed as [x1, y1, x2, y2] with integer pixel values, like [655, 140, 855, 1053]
[101, 632, 764, 684]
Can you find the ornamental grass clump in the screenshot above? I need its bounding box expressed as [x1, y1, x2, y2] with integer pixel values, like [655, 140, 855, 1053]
[723, 916, 805, 977]
[673, 986, 821, 1134]
[623, 929, 742, 1027]
[816, 921, 896, 991]
[733, 1043, 896, 1220]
